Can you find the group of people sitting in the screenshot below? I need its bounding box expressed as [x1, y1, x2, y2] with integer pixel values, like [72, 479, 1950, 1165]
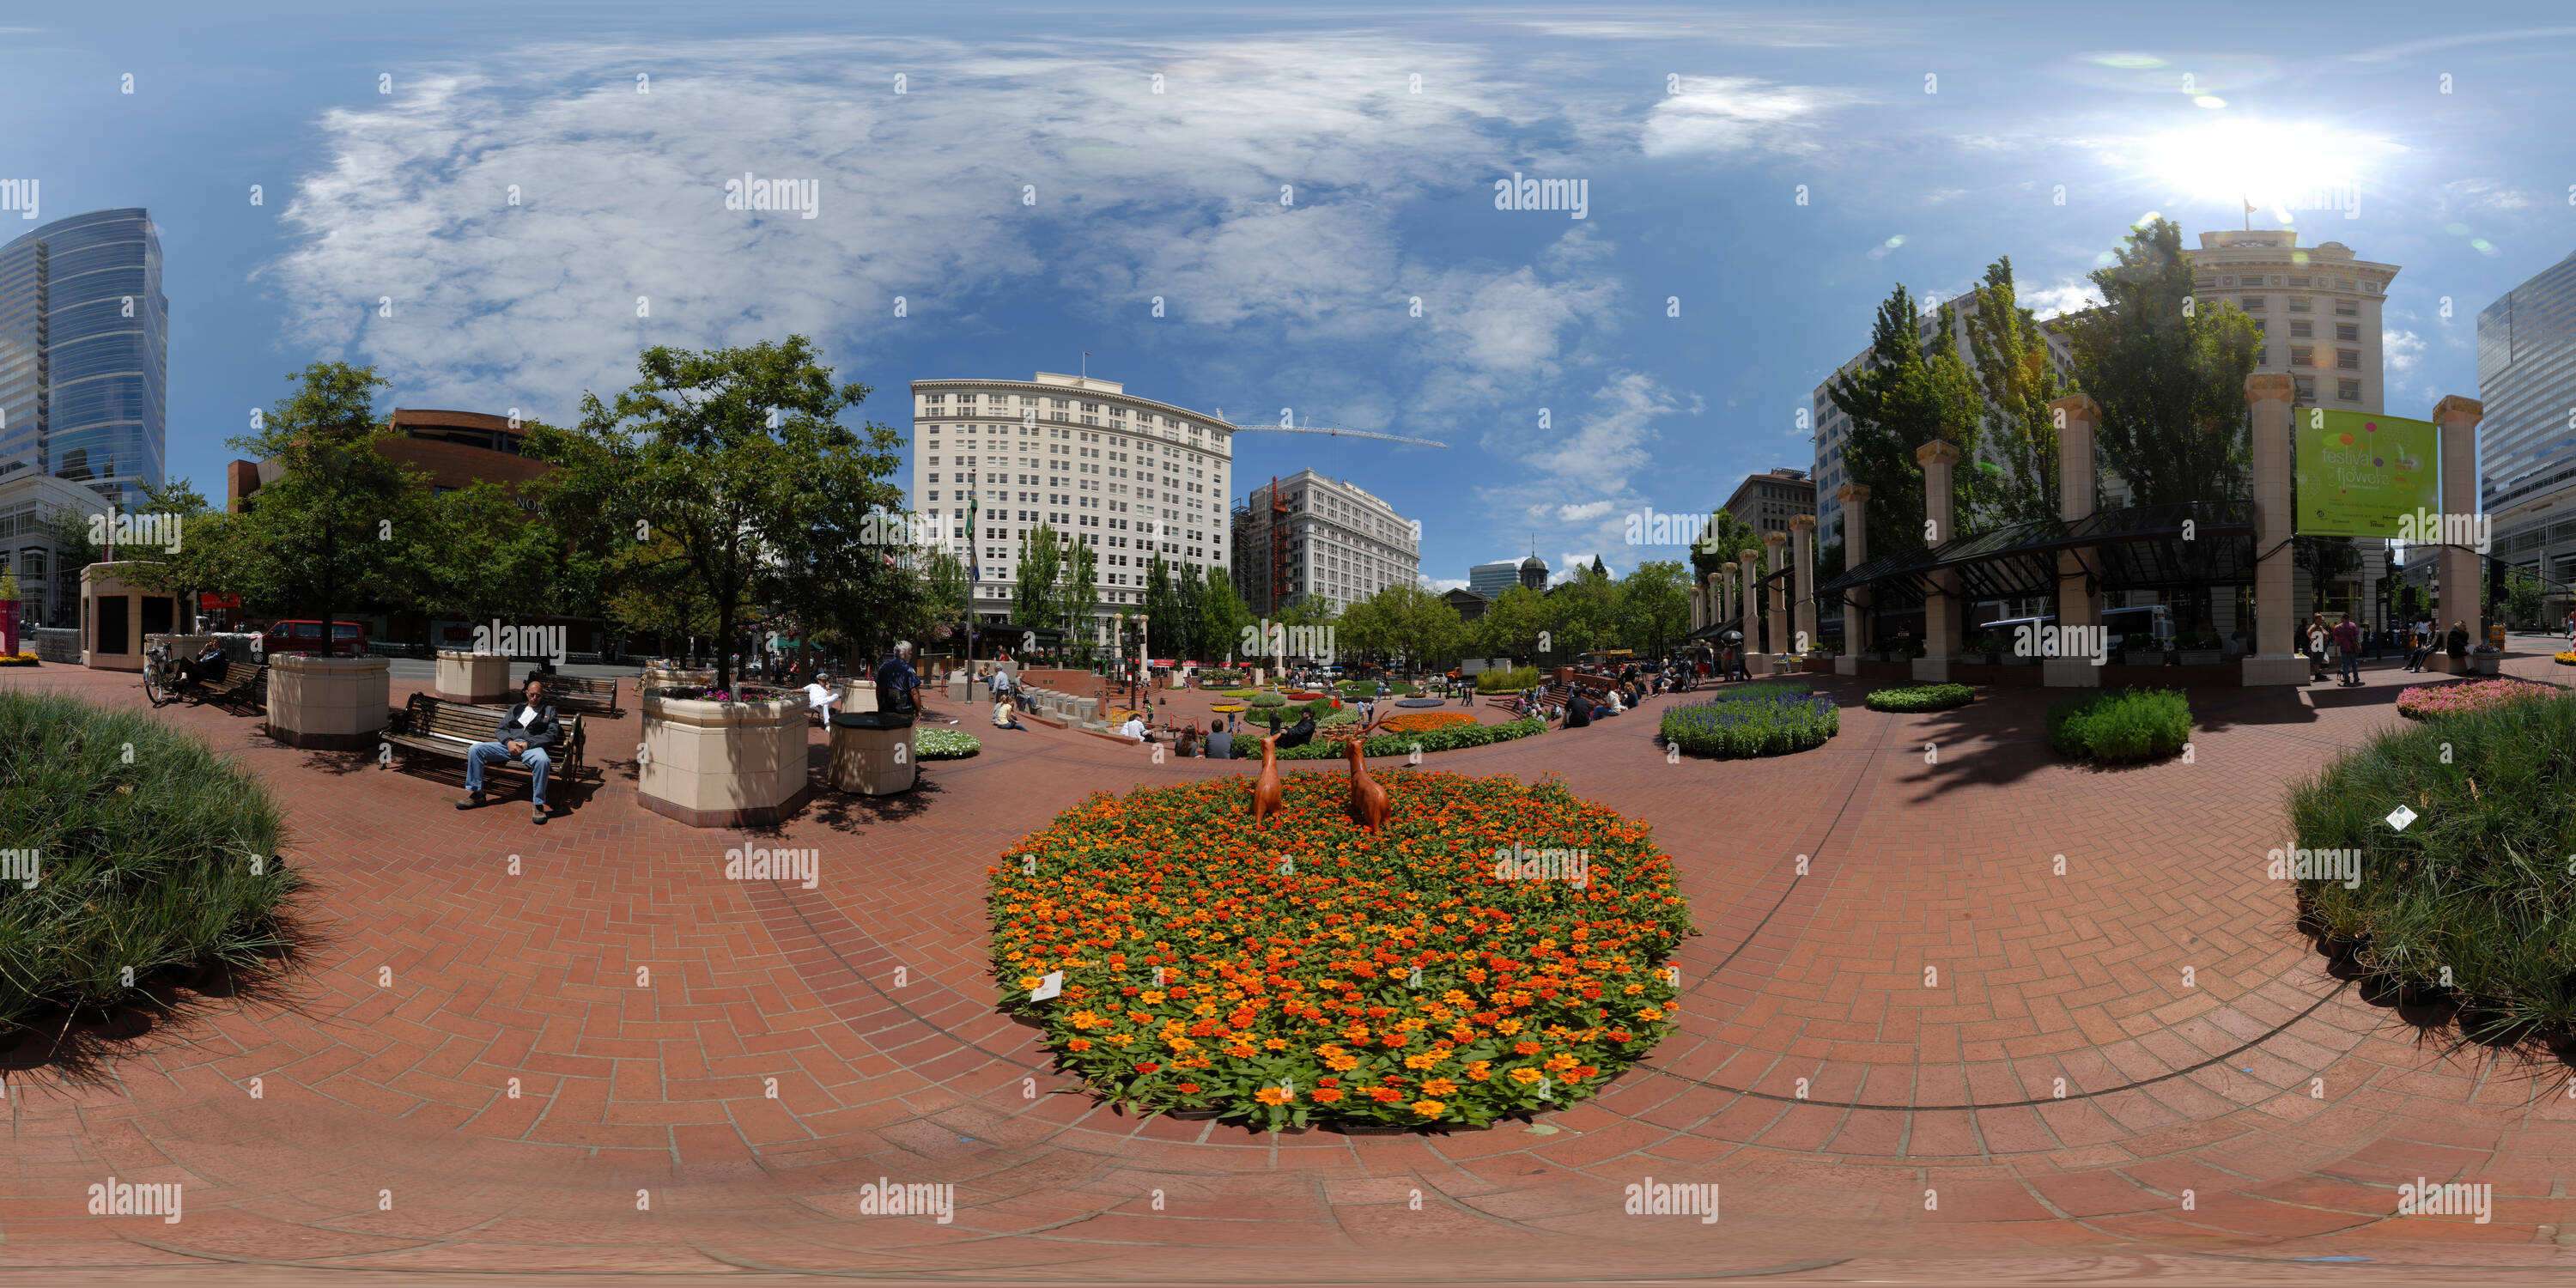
[1118, 713, 1258, 758]
[2399, 619, 2472, 673]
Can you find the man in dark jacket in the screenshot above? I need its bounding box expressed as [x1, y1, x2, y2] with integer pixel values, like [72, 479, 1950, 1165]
[459, 676, 562, 824]
[1206, 717, 1235, 760]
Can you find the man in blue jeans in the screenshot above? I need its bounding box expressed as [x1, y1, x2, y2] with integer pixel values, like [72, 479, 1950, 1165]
[2334, 617, 2363, 686]
[457, 676, 561, 824]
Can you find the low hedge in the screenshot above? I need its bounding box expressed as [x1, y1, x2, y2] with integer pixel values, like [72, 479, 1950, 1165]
[1473, 666, 1542, 694]
[2046, 687, 2190, 763]
[1336, 680, 1416, 696]
[2290, 691, 2576, 1041]
[1660, 689, 1837, 757]
[1866, 683, 1973, 713]
[1276, 715, 1546, 760]
[0, 690, 302, 1032]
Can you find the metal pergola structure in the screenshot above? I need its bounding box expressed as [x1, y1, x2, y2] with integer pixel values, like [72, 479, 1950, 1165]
[1810, 501, 2258, 630]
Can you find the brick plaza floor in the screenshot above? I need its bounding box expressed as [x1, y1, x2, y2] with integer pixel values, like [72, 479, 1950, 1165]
[3, 658, 2573, 1285]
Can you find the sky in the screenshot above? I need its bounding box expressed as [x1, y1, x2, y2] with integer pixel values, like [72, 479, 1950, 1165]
[8, 2, 2576, 592]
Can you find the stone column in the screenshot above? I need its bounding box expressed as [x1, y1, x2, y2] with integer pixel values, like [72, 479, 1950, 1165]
[2432, 396, 2486, 671]
[1687, 585, 1703, 632]
[1914, 440, 1962, 682]
[1764, 532, 1789, 665]
[1838, 483, 1871, 663]
[2241, 374, 2306, 685]
[1738, 549, 1761, 653]
[1789, 514, 1819, 655]
[2044, 394, 2103, 688]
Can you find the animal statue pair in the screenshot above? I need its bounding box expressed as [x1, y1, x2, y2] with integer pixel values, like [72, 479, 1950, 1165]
[1250, 714, 1389, 832]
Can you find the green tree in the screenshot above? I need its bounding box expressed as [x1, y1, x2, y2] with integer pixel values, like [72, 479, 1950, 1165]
[2063, 218, 2263, 507]
[1829, 284, 1989, 554]
[2507, 568, 2544, 628]
[1963, 256, 2076, 526]
[1196, 563, 1251, 662]
[1475, 583, 1549, 661]
[407, 480, 564, 629]
[1620, 559, 1692, 656]
[1057, 536, 1100, 660]
[1013, 523, 1065, 629]
[523, 337, 887, 693]
[143, 363, 430, 653]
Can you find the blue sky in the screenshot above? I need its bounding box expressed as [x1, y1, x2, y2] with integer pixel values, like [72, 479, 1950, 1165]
[9, 3, 2576, 589]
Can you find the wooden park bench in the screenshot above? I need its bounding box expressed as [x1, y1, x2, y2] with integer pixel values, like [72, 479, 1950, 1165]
[540, 674, 623, 717]
[195, 661, 270, 713]
[381, 693, 590, 785]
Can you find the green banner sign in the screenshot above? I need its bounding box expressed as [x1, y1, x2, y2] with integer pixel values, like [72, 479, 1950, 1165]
[2295, 409, 2439, 538]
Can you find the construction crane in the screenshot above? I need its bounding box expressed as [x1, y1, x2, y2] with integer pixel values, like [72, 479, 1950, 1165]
[1214, 410, 1448, 450]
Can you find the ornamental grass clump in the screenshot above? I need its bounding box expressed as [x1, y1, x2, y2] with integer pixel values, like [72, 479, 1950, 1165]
[2046, 687, 2190, 763]
[989, 771, 1691, 1130]
[1864, 683, 1974, 713]
[1248, 693, 1288, 708]
[2287, 690, 2576, 1042]
[0, 690, 302, 1034]
[1474, 666, 1541, 694]
[1658, 688, 1837, 758]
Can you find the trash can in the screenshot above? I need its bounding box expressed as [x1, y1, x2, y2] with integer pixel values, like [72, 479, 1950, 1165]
[829, 709, 917, 795]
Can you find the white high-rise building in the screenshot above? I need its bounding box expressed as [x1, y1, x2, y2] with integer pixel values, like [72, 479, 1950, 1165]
[1233, 470, 1420, 616]
[2182, 229, 2396, 414]
[908, 372, 1232, 644]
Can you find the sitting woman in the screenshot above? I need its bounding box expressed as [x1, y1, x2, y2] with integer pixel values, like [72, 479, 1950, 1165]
[992, 699, 1024, 730]
[1176, 724, 1201, 757]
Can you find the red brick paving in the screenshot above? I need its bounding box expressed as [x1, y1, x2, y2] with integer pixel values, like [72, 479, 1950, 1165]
[2, 659, 2573, 1284]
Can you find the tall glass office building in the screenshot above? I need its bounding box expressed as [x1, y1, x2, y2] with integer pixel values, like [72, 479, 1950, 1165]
[0, 208, 168, 510]
[2478, 249, 2576, 595]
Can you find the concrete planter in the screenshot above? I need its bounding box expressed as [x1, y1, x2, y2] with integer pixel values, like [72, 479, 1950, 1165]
[637, 693, 811, 828]
[2472, 653, 2501, 676]
[837, 678, 879, 714]
[643, 665, 715, 691]
[267, 654, 393, 750]
[435, 649, 514, 705]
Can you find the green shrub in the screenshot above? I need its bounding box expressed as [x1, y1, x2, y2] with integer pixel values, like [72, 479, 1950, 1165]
[1866, 683, 1973, 713]
[1248, 693, 1287, 708]
[1660, 691, 1838, 757]
[1275, 715, 1546, 761]
[1222, 689, 1260, 699]
[2047, 687, 2190, 762]
[1336, 679, 1416, 696]
[1474, 666, 1541, 694]
[0, 690, 301, 1032]
[2287, 692, 2576, 1042]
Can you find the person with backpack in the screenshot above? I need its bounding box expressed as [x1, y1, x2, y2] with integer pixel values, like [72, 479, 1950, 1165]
[877, 641, 922, 721]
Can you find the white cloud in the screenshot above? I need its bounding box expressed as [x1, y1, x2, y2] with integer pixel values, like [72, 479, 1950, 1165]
[2385, 328, 2426, 389]
[1424, 577, 1467, 592]
[1551, 553, 1607, 584]
[1639, 76, 1866, 158]
[2025, 277, 2105, 320]
[1556, 499, 1618, 523]
[260, 33, 1601, 422]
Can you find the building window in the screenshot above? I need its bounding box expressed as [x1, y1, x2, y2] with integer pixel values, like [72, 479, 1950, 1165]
[2337, 379, 2361, 402]
[2290, 346, 2315, 368]
[2335, 301, 2358, 317]
[2336, 323, 2359, 342]
[2336, 349, 2359, 370]
[2287, 297, 2312, 313]
[2289, 320, 2312, 338]
[2255, 347, 2269, 367]
[2294, 378, 2316, 401]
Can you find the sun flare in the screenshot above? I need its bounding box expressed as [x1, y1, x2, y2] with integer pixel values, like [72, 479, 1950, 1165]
[2130, 119, 2400, 219]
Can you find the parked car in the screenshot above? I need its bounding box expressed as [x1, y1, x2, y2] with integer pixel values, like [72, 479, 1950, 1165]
[259, 619, 370, 656]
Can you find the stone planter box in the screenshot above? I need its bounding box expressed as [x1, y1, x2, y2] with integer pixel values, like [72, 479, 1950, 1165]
[434, 649, 514, 705]
[267, 654, 393, 751]
[2472, 653, 2501, 676]
[836, 678, 879, 714]
[643, 665, 715, 692]
[637, 693, 811, 828]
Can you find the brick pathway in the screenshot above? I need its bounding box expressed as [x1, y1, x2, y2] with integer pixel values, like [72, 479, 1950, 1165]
[3, 659, 2573, 1284]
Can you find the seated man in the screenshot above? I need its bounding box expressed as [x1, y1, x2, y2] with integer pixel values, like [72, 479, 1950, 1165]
[1276, 711, 1317, 750]
[1206, 717, 1235, 760]
[457, 676, 562, 825]
[1119, 714, 1151, 742]
[177, 640, 229, 688]
[802, 674, 836, 719]
[1562, 695, 1593, 729]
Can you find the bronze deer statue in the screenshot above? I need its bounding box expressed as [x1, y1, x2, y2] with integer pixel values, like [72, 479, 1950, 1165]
[1343, 713, 1390, 833]
[1252, 731, 1284, 827]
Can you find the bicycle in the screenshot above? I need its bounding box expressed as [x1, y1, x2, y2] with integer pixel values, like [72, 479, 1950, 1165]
[142, 641, 185, 707]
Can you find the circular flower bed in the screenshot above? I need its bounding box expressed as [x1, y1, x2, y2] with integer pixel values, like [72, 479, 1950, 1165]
[1394, 697, 1446, 708]
[1377, 711, 1475, 735]
[1210, 703, 1247, 714]
[0, 652, 37, 667]
[1285, 691, 1325, 701]
[1864, 683, 1973, 713]
[917, 727, 981, 758]
[1223, 690, 1261, 699]
[2396, 678, 2552, 720]
[990, 773, 1690, 1130]
[1659, 684, 1836, 757]
[1248, 694, 1289, 708]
